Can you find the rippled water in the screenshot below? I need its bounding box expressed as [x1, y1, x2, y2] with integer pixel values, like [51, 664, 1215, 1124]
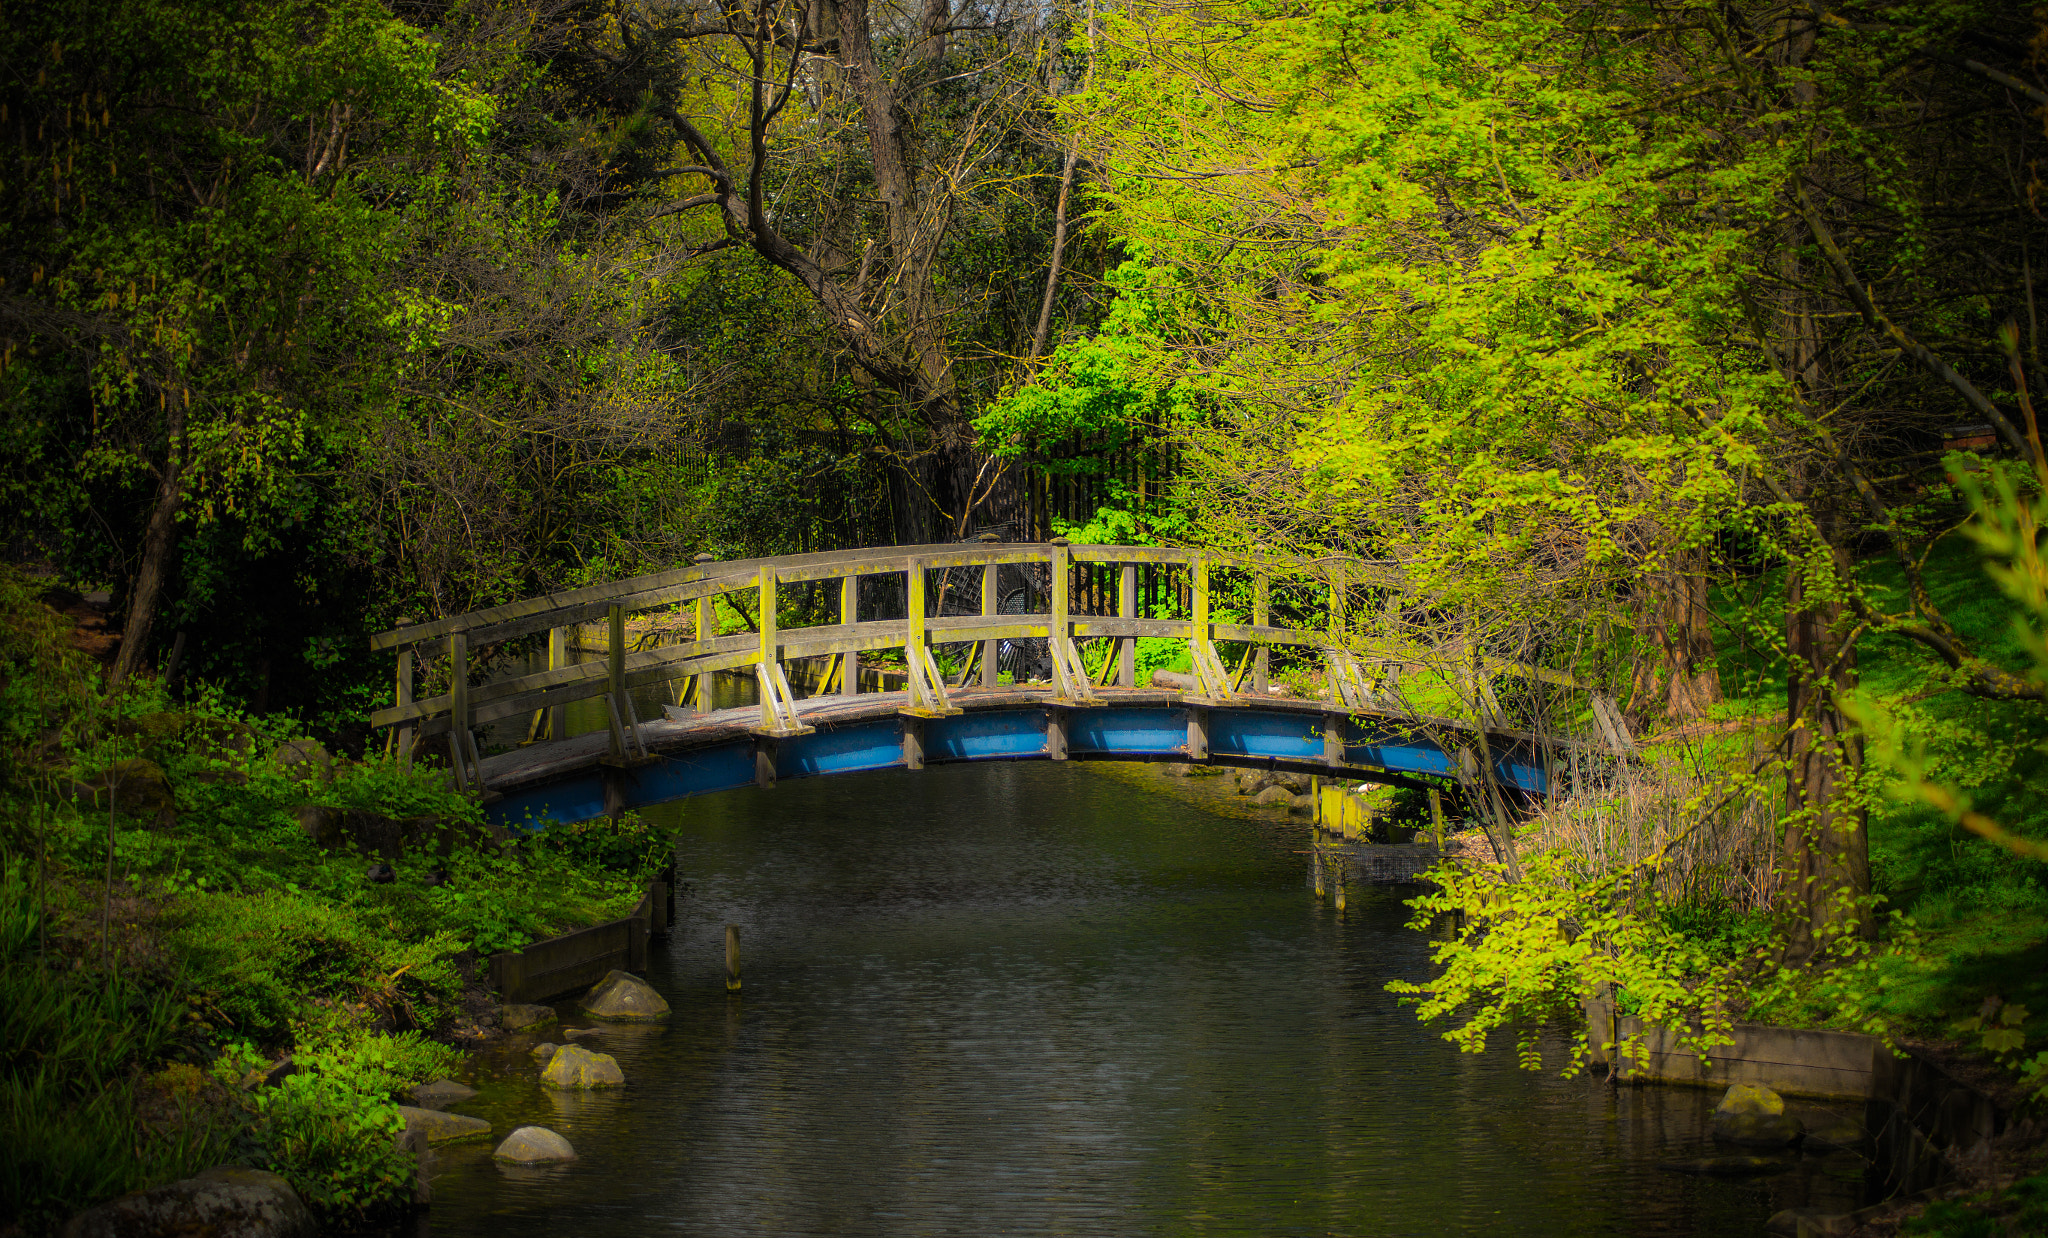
[415, 761, 1870, 1237]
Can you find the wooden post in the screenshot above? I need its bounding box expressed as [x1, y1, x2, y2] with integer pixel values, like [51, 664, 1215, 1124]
[903, 716, 925, 769]
[1312, 846, 1325, 900]
[1334, 872, 1347, 914]
[906, 557, 925, 678]
[395, 642, 415, 769]
[1185, 705, 1209, 760]
[608, 604, 627, 758]
[841, 574, 861, 697]
[547, 625, 567, 739]
[448, 632, 470, 789]
[1327, 566, 1346, 705]
[1429, 787, 1446, 851]
[758, 566, 778, 731]
[1253, 574, 1270, 694]
[725, 924, 741, 993]
[1193, 556, 1209, 638]
[1119, 564, 1136, 687]
[1050, 540, 1069, 657]
[980, 561, 999, 687]
[1046, 708, 1068, 760]
[694, 594, 717, 711]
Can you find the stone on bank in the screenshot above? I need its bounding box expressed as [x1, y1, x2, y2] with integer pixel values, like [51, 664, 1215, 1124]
[577, 969, 670, 1021]
[494, 1126, 578, 1164]
[60, 1166, 314, 1238]
[396, 1105, 492, 1145]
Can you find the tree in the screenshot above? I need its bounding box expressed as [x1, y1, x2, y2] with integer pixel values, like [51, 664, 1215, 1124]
[0, 0, 490, 683]
[1004, 0, 2046, 964]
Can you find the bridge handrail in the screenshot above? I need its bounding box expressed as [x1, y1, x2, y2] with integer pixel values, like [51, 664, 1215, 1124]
[369, 541, 1627, 783]
[367, 542, 1396, 652]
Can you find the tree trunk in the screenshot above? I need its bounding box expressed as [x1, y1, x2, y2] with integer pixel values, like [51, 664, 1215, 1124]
[1780, 528, 1872, 960]
[107, 420, 184, 687]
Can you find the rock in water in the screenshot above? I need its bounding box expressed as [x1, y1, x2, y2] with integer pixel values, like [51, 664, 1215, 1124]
[540, 1044, 625, 1088]
[494, 1126, 578, 1164]
[60, 1166, 315, 1238]
[409, 1079, 478, 1108]
[531, 1042, 559, 1064]
[1713, 1083, 1803, 1147]
[1252, 785, 1297, 808]
[1660, 1155, 1791, 1177]
[395, 1105, 492, 1145]
[1802, 1117, 1868, 1153]
[500, 1003, 558, 1032]
[577, 969, 670, 1022]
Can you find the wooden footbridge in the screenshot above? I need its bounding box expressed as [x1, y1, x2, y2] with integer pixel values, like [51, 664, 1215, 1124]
[368, 541, 1622, 828]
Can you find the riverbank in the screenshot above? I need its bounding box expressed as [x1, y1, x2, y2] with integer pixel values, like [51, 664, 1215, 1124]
[0, 568, 669, 1235]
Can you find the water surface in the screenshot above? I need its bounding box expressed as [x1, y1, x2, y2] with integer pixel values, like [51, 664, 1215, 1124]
[420, 762, 1867, 1236]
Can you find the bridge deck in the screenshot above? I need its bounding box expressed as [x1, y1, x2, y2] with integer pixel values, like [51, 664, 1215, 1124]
[479, 684, 1547, 828]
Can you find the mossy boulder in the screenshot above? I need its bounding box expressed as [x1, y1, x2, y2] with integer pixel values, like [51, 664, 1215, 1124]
[539, 1044, 624, 1089]
[1712, 1083, 1803, 1147]
[60, 1166, 314, 1238]
[501, 1003, 557, 1032]
[408, 1079, 477, 1109]
[577, 969, 669, 1022]
[396, 1105, 492, 1145]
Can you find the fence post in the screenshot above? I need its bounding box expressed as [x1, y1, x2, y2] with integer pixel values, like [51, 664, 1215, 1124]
[841, 573, 860, 697]
[1119, 563, 1136, 687]
[448, 632, 470, 790]
[758, 565, 778, 731]
[1050, 539, 1069, 652]
[694, 592, 717, 712]
[547, 625, 566, 740]
[1193, 556, 1209, 641]
[981, 559, 999, 687]
[608, 604, 628, 757]
[906, 557, 926, 686]
[395, 636, 415, 769]
[1253, 573, 1270, 694]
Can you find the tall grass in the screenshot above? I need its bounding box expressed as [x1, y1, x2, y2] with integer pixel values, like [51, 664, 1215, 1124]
[0, 863, 229, 1233]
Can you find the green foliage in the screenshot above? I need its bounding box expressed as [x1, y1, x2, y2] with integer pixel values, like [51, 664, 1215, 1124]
[216, 1031, 452, 1221]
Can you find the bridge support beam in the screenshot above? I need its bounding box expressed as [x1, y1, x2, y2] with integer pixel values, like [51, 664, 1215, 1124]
[1186, 705, 1209, 761]
[902, 716, 925, 770]
[1047, 708, 1068, 761]
[1322, 713, 1345, 768]
[753, 736, 777, 788]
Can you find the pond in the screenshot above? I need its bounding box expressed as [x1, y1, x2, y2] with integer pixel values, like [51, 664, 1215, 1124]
[415, 760, 1871, 1237]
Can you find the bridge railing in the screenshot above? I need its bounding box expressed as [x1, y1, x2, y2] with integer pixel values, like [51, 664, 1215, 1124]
[366, 541, 1623, 787]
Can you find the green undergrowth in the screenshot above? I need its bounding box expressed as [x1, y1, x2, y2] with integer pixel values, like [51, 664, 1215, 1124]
[0, 565, 669, 1233]
[1626, 537, 2048, 1061]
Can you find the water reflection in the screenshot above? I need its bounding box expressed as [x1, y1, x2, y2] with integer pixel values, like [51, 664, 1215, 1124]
[417, 762, 1868, 1237]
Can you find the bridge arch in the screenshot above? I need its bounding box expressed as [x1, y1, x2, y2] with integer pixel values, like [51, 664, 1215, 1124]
[366, 541, 1612, 828]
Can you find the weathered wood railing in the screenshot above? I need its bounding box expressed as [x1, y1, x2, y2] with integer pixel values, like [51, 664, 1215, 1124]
[368, 540, 1625, 788]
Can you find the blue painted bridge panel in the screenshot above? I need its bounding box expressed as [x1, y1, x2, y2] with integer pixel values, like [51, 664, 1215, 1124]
[485, 701, 1546, 829]
[1209, 710, 1323, 763]
[1065, 707, 1188, 757]
[929, 710, 1049, 761]
[776, 720, 905, 780]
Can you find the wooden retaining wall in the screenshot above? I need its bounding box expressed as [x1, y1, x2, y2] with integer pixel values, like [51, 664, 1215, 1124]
[488, 879, 670, 1004]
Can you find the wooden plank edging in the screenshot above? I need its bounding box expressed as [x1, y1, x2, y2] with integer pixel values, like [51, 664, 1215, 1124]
[488, 879, 669, 1005]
